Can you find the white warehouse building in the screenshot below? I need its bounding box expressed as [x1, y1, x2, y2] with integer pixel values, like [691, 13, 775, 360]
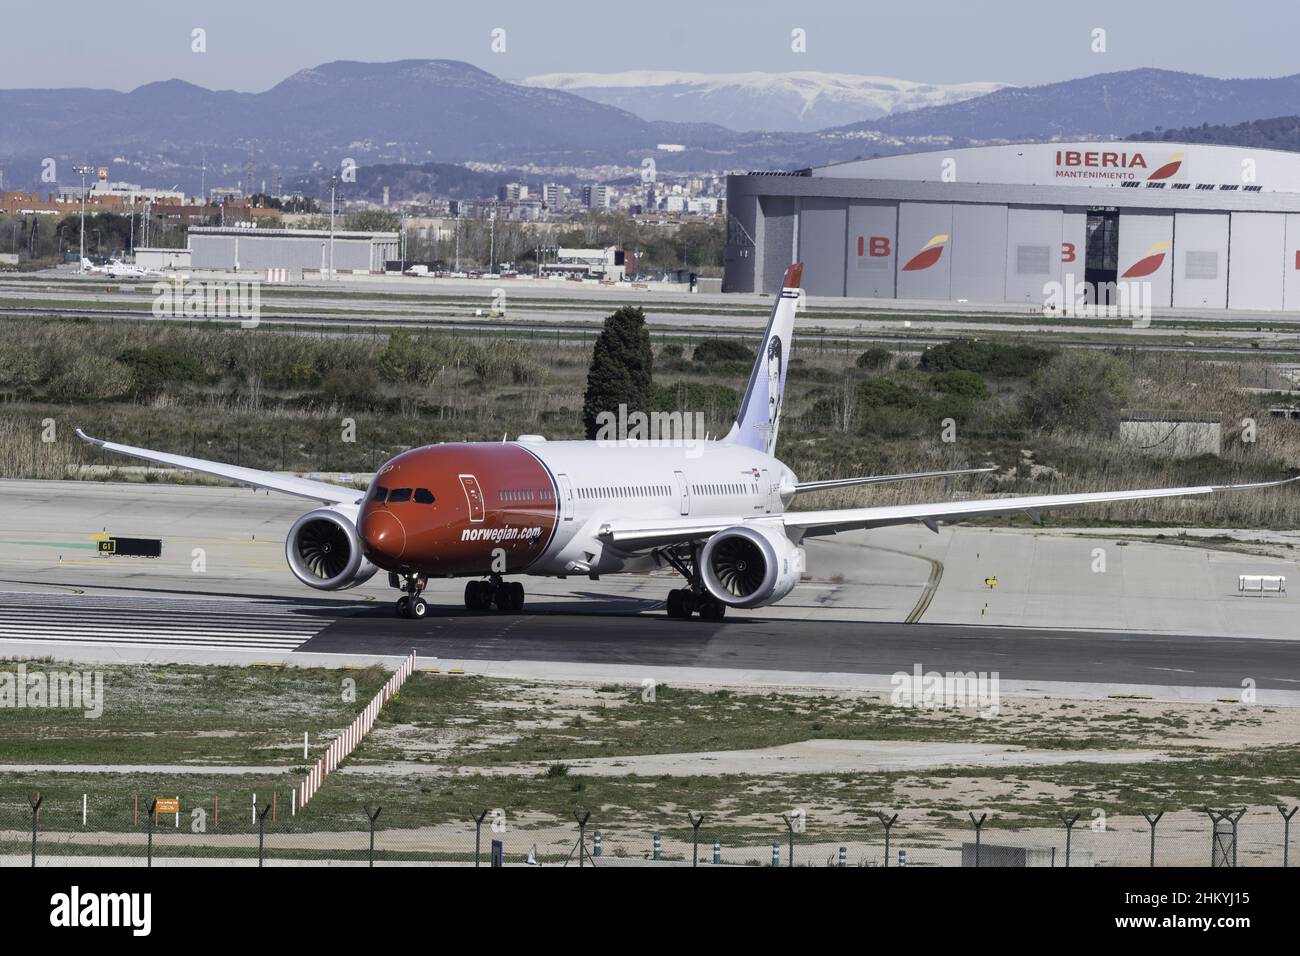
[724, 142, 1300, 312]
[188, 226, 399, 274]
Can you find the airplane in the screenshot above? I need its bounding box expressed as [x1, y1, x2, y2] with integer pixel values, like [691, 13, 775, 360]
[76, 262, 1297, 621]
[80, 257, 166, 279]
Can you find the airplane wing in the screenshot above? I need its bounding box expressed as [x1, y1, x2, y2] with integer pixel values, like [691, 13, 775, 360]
[598, 515, 747, 551]
[793, 466, 996, 494]
[598, 476, 1297, 552]
[75, 429, 363, 506]
[782, 476, 1299, 539]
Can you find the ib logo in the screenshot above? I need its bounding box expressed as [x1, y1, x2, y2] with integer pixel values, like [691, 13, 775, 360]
[902, 234, 949, 272]
[1147, 151, 1184, 181]
[855, 235, 890, 261]
[1122, 241, 1170, 278]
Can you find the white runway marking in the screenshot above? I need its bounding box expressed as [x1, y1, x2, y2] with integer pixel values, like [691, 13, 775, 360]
[0, 591, 332, 652]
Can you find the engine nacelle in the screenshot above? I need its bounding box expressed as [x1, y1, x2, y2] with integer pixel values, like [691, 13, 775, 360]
[285, 508, 379, 591]
[699, 524, 805, 609]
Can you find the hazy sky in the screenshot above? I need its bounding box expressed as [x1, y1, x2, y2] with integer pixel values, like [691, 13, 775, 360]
[5, 0, 1296, 91]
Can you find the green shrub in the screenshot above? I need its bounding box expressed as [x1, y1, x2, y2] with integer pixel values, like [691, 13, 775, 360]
[855, 347, 893, 370]
[931, 369, 989, 400]
[692, 338, 754, 366]
[116, 345, 208, 397]
[919, 339, 1057, 378]
[1025, 351, 1131, 432]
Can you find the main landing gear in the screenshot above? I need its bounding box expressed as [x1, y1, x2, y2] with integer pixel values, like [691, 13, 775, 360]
[464, 574, 525, 612]
[658, 547, 726, 621]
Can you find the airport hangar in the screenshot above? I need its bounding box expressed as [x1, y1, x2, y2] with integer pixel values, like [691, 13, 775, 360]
[723, 141, 1300, 312]
[187, 225, 399, 274]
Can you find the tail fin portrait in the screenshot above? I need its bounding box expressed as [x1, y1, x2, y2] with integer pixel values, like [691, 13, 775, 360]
[724, 262, 802, 456]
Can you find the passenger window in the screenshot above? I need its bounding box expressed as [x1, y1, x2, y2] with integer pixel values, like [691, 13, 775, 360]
[414, 488, 434, 504]
[388, 488, 412, 503]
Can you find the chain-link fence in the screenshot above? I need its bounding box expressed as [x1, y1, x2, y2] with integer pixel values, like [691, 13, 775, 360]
[3, 800, 1295, 867]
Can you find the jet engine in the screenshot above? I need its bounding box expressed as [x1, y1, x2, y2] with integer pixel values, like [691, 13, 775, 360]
[699, 524, 804, 609]
[285, 508, 379, 590]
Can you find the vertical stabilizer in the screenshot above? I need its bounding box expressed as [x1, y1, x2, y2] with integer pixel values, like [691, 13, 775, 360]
[722, 262, 801, 455]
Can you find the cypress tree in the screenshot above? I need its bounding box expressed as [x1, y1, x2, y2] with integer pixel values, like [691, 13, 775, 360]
[582, 306, 653, 439]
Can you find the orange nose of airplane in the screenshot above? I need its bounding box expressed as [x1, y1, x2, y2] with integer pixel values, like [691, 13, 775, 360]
[361, 506, 406, 560]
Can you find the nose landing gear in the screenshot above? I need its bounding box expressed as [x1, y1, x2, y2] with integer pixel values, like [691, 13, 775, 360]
[394, 573, 428, 619]
[465, 575, 525, 612]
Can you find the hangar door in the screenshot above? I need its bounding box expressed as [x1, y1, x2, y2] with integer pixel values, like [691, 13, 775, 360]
[950, 204, 1007, 303]
[759, 197, 796, 295]
[1173, 212, 1229, 309]
[798, 198, 848, 297]
[845, 201, 897, 298]
[1004, 207, 1063, 303]
[896, 202, 953, 300]
[1285, 214, 1300, 312]
[1117, 211, 1174, 309]
[1229, 213, 1286, 311]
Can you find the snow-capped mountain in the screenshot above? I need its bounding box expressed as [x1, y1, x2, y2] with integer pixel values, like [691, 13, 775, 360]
[522, 70, 1012, 132]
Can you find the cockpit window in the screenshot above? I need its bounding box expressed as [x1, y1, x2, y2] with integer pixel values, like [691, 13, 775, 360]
[370, 486, 389, 502]
[387, 488, 412, 503]
[414, 488, 434, 504]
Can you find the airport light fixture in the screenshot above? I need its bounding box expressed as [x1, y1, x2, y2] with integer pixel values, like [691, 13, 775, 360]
[72, 164, 95, 271]
[329, 173, 339, 280]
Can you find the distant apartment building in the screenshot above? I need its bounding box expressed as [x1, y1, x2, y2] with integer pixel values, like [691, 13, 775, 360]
[582, 184, 611, 209]
[542, 183, 563, 208]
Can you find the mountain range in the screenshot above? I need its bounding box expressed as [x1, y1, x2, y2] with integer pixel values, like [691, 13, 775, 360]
[521, 70, 1010, 132]
[1, 60, 1299, 197]
[852, 68, 1300, 141]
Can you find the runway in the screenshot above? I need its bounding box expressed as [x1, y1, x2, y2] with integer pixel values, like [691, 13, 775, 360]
[2, 587, 1298, 697]
[0, 590, 329, 652]
[1, 479, 1297, 700]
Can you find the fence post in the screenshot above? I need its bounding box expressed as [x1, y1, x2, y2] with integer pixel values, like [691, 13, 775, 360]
[147, 799, 157, 868]
[472, 809, 489, 867]
[781, 813, 798, 868]
[562, 809, 595, 868]
[1141, 810, 1164, 867]
[877, 812, 898, 868]
[688, 813, 705, 867]
[1279, 805, 1297, 867]
[713, 837, 721, 865]
[1059, 812, 1081, 868]
[29, 793, 42, 868]
[653, 833, 661, 861]
[365, 806, 382, 867]
[771, 842, 780, 868]
[838, 846, 847, 868]
[257, 800, 273, 868]
[1202, 806, 1246, 867]
[969, 813, 988, 868]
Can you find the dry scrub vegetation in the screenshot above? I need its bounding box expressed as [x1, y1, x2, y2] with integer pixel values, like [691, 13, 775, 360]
[0, 316, 1297, 527]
